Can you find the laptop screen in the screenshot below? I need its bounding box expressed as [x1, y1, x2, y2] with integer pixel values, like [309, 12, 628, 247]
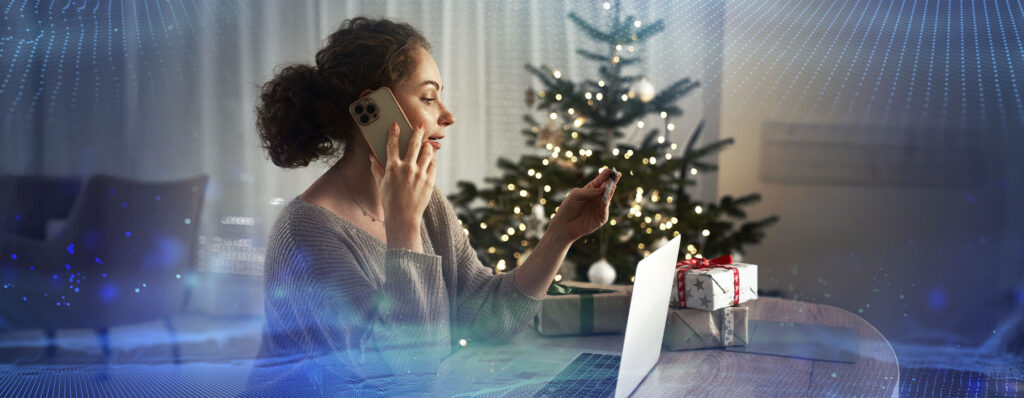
[614, 235, 681, 398]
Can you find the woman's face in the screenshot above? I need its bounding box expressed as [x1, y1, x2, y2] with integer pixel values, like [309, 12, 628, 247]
[390, 46, 455, 150]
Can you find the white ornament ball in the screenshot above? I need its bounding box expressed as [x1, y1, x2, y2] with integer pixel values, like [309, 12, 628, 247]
[629, 77, 656, 103]
[587, 258, 617, 285]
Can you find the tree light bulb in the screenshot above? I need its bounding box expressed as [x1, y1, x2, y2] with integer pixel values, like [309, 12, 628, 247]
[549, 112, 558, 120]
[553, 70, 562, 79]
[694, 205, 703, 214]
[702, 229, 710, 237]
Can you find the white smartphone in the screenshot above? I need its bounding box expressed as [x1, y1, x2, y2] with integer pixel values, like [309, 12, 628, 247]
[348, 86, 415, 165]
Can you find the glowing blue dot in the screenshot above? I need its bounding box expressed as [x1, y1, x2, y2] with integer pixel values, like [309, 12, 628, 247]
[74, 288, 79, 293]
[176, 274, 181, 279]
[121, 202, 127, 208]
[66, 244, 75, 254]
[142, 283, 147, 287]
[29, 266, 34, 270]
[56, 302, 61, 306]
[65, 264, 71, 270]
[94, 257, 103, 264]
[102, 273, 107, 278]
[10, 254, 15, 260]
[53, 274, 59, 280]
[928, 288, 948, 309]
[134, 288, 140, 293]
[125, 231, 131, 237]
[154, 195, 161, 201]
[184, 218, 191, 225]
[22, 297, 26, 301]
[15, 214, 21, 220]
[2, 284, 7, 289]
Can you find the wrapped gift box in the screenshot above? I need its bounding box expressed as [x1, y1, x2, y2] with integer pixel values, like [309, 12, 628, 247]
[663, 305, 749, 351]
[534, 280, 632, 336]
[671, 257, 758, 311]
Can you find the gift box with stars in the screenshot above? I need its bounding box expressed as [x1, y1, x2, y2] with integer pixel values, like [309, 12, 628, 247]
[663, 305, 749, 351]
[671, 256, 758, 311]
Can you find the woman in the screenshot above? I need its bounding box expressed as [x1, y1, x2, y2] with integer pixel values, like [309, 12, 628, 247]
[248, 17, 619, 396]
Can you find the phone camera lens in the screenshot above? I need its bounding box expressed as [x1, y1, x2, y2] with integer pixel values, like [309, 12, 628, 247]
[359, 115, 369, 124]
[366, 105, 376, 113]
[354, 105, 363, 113]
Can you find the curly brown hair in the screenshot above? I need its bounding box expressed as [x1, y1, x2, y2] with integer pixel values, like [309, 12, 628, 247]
[256, 17, 431, 168]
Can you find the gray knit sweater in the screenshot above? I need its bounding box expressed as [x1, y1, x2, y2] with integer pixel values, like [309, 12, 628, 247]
[249, 185, 542, 395]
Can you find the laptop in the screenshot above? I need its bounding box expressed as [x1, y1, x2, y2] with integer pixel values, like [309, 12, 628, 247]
[534, 236, 681, 398]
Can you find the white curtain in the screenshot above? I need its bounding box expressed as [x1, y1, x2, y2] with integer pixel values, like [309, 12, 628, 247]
[1, 0, 717, 275]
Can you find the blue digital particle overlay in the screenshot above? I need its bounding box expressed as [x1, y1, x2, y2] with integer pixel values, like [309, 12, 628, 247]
[0, 0, 1020, 396]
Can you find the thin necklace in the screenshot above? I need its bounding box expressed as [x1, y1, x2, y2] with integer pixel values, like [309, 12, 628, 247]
[341, 178, 385, 226]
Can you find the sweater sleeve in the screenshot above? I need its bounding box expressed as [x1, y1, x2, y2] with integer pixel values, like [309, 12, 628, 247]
[261, 218, 451, 394]
[433, 188, 543, 343]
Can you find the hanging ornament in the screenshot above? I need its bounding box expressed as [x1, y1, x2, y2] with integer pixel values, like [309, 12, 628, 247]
[524, 203, 548, 240]
[649, 236, 670, 251]
[535, 119, 565, 148]
[525, 86, 536, 107]
[628, 77, 656, 103]
[617, 227, 635, 242]
[587, 258, 617, 284]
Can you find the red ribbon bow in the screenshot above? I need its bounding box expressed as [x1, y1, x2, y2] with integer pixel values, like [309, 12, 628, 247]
[675, 254, 740, 308]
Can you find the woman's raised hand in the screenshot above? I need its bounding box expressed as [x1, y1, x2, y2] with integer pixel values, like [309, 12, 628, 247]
[369, 121, 436, 251]
[547, 168, 621, 245]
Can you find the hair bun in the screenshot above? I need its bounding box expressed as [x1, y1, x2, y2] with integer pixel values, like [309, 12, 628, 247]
[256, 64, 339, 168]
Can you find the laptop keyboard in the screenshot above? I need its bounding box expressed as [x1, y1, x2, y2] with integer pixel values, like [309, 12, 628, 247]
[534, 352, 620, 398]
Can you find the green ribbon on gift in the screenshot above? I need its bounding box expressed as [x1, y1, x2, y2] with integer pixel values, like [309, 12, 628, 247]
[546, 282, 617, 334]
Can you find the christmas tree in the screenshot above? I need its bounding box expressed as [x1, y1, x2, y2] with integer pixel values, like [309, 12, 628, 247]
[448, 1, 778, 284]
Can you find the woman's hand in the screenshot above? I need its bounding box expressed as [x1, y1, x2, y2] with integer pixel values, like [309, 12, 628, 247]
[547, 168, 621, 245]
[370, 121, 436, 251]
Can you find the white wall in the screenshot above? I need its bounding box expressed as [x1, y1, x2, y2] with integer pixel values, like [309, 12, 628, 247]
[717, 0, 1024, 344]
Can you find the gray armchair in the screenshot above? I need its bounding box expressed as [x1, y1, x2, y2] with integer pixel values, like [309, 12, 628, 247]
[0, 174, 208, 362]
